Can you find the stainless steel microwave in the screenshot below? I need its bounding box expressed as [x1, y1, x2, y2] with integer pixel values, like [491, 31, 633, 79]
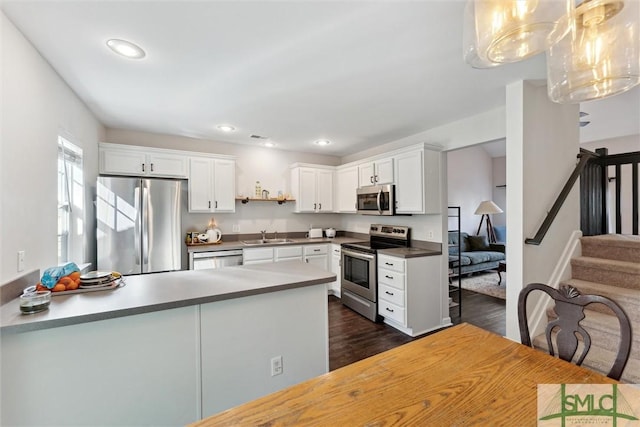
[356, 184, 395, 215]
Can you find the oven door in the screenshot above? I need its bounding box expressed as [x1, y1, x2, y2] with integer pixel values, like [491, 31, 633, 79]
[356, 185, 394, 215]
[341, 248, 377, 301]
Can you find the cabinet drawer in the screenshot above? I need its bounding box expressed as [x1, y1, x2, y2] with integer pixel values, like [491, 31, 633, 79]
[275, 246, 303, 260]
[378, 300, 405, 325]
[378, 254, 405, 273]
[378, 268, 405, 290]
[378, 284, 405, 307]
[304, 244, 328, 255]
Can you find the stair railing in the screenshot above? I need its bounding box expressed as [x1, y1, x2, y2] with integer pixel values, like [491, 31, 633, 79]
[581, 148, 640, 236]
[525, 149, 599, 245]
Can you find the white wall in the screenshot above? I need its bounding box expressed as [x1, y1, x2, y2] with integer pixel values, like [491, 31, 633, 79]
[446, 145, 494, 235]
[505, 81, 580, 340]
[492, 156, 506, 226]
[1, 12, 105, 283]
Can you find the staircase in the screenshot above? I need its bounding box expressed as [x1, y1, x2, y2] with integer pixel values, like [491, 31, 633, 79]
[532, 234, 640, 383]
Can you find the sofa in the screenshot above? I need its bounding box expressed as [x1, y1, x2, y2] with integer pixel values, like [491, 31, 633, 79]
[448, 230, 505, 277]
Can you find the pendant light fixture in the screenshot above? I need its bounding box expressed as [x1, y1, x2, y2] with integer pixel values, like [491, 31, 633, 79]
[470, 0, 571, 64]
[464, 0, 640, 104]
[547, 0, 640, 103]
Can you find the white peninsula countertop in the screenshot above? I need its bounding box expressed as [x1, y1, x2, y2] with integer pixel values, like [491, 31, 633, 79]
[0, 260, 335, 334]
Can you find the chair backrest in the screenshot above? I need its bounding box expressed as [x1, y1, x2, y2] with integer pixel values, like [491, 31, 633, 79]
[518, 283, 632, 380]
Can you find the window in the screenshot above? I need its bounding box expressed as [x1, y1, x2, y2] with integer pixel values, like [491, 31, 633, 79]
[57, 136, 84, 264]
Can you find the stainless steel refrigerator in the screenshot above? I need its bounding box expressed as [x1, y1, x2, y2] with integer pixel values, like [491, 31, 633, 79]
[96, 176, 183, 275]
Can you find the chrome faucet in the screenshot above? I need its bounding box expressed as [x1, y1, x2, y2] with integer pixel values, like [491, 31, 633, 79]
[260, 230, 267, 242]
[274, 230, 278, 240]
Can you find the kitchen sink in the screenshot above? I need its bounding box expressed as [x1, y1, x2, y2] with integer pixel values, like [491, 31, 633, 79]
[242, 238, 295, 246]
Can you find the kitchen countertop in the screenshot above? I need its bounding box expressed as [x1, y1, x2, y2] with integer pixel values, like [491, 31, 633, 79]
[0, 261, 335, 334]
[186, 236, 364, 252]
[378, 247, 441, 258]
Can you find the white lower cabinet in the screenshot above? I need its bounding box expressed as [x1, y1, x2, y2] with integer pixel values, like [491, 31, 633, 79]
[243, 247, 274, 265]
[377, 253, 442, 337]
[329, 244, 341, 296]
[304, 244, 328, 269]
[274, 246, 303, 262]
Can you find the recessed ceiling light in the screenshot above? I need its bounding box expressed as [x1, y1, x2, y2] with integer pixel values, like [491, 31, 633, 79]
[264, 142, 276, 148]
[106, 39, 146, 59]
[315, 139, 331, 146]
[217, 125, 235, 132]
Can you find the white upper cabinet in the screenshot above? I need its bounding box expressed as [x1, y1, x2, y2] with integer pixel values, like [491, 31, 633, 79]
[188, 158, 236, 213]
[359, 157, 393, 187]
[291, 165, 334, 213]
[394, 148, 441, 214]
[335, 165, 358, 213]
[99, 143, 187, 178]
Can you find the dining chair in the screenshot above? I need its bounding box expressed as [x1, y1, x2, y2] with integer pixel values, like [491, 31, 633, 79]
[518, 283, 632, 380]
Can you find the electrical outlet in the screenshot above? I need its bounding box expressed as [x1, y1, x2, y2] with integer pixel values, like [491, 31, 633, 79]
[17, 250, 25, 272]
[232, 224, 239, 233]
[428, 230, 434, 239]
[271, 355, 283, 376]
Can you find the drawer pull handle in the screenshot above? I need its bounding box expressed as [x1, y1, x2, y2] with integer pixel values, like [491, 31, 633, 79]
[385, 262, 393, 266]
[314, 249, 320, 252]
[385, 291, 394, 295]
[385, 275, 393, 279]
[386, 307, 394, 313]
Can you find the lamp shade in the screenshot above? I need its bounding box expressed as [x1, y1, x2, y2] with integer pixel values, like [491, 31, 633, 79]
[474, 200, 504, 215]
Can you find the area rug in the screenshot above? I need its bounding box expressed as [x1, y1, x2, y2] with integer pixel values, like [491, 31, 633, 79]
[450, 272, 506, 300]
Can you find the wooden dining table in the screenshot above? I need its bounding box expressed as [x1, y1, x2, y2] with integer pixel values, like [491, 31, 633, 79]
[191, 323, 617, 426]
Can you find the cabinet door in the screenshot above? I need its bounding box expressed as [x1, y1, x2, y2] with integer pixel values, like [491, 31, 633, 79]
[374, 157, 394, 184]
[188, 158, 213, 212]
[335, 166, 358, 213]
[359, 162, 375, 187]
[100, 148, 146, 176]
[297, 168, 318, 212]
[330, 245, 341, 296]
[316, 170, 333, 212]
[147, 153, 188, 178]
[213, 160, 235, 212]
[305, 254, 328, 271]
[395, 151, 424, 214]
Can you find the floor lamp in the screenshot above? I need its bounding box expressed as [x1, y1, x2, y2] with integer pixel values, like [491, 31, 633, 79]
[474, 200, 503, 243]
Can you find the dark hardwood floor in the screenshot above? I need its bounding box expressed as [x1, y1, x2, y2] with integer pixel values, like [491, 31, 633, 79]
[328, 290, 505, 370]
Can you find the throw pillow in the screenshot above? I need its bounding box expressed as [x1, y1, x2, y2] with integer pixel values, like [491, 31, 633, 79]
[468, 235, 490, 251]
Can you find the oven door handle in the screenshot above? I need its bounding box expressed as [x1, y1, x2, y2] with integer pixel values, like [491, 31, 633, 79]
[376, 188, 382, 214]
[343, 249, 376, 262]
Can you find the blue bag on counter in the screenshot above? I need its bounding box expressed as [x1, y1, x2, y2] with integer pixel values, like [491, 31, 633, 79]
[41, 262, 80, 288]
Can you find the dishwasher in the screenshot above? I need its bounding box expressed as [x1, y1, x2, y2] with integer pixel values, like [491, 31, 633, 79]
[189, 249, 243, 270]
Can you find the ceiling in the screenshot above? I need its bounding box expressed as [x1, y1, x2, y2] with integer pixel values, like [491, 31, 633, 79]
[2, 1, 638, 157]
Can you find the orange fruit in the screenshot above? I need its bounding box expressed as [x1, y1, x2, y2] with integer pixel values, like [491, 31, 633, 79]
[36, 283, 47, 292]
[66, 281, 79, 291]
[53, 284, 66, 292]
[69, 271, 80, 281]
[58, 277, 72, 285]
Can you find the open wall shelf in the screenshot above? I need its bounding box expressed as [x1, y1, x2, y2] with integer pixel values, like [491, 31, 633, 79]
[235, 197, 295, 205]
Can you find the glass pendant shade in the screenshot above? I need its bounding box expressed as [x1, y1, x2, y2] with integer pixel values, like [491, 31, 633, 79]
[464, 0, 502, 68]
[473, 0, 572, 64]
[547, 0, 640, 103]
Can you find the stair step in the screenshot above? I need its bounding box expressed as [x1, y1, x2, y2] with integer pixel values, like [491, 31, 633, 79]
[571, 256, 640, 290]
[544, 306, 640, 358]
[532, 333, 640, 383]
[581, 234, 640, 263]
[562, 279, 640, 323]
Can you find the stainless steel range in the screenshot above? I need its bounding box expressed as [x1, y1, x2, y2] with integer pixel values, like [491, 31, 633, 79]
[341, 224, 410, 321]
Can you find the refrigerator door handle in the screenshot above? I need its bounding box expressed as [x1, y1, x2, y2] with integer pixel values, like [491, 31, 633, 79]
[134, 185, 141, 266]
[142, 182, 150, 268]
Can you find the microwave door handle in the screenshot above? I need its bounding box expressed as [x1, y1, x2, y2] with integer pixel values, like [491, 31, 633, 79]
[377, 188, 382, 214]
